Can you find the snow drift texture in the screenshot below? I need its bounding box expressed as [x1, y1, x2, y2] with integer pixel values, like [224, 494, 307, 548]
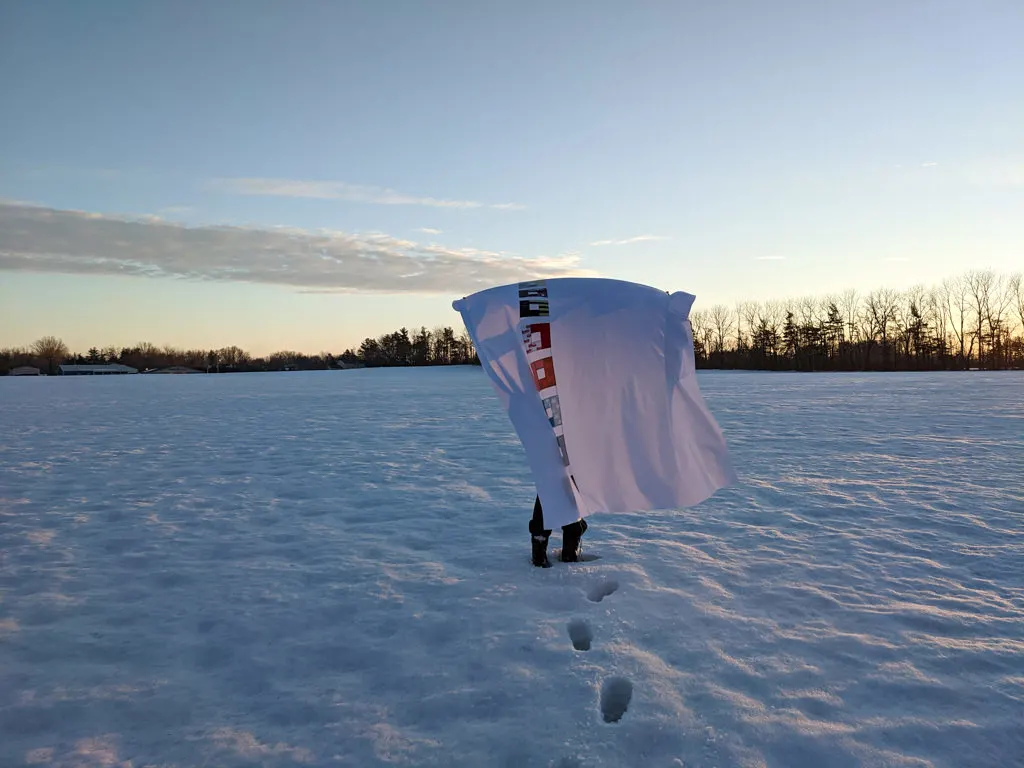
[1, 369, 1023, 767]
[454, 277, 736, 529]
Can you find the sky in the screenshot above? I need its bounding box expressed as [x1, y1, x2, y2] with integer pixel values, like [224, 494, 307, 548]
[1, 0, 1022, 355]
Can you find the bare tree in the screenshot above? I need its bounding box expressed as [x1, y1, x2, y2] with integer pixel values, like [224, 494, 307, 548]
[965, 269, 996, 367]
[137, 341, 160, 358]
[1, 346, 33, 373]
[32, 336, 69, 375]
[870, 288, 900, 347]
[184, 348, 208, 369]
[839, 289, 860, 343]
[709, 304, 735, 359]
[458, 329, 476, 362]
[797, 296, 820, 329]
[218, 345, 251, 368]
[268, 350, 299, 369]
[689, 309, 712, 362]
[817, 295, 838, 327]
[161, 345, 183, 364]
[942, 275, 971, 366]
[894, 284, 928, 361]
[858, 298, 883, 354]
[756, 300, 786, 360]
[1011, 272, 1024, 338]
[893, 292, 911, 360]
[741, 301, 761, 345]
[431, 325, 456, 364]
[860, 288, 899, 368]
[734, 301, 750, 351]
[985, 272, 1016, 369]
[923, 287, 948, 358]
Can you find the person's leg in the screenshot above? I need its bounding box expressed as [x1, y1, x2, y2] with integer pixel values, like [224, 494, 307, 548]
[529, 495, 552, 568]
[560, 518, 588, 562]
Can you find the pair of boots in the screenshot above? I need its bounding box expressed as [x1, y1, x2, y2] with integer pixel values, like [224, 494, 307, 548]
[530, 517, 588, 568]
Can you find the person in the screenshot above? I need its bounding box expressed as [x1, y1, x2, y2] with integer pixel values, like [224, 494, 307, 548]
[454, 278, 736, 571]
[529, 494, 588, 568]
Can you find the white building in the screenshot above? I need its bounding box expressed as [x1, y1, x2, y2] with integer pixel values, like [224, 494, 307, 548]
[58, 363, 138, 376]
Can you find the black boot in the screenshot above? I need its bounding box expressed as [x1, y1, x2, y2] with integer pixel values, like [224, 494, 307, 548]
[560, 518, 588, 562]
[529, 521, 552, 568]
[529, 495, 552, 568]
[531, 531, 552, 567]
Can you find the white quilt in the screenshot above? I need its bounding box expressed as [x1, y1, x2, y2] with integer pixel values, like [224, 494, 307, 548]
[454, 277, 736, 529]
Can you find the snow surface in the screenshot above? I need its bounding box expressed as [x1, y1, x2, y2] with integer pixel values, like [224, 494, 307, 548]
[1, 368, 1022, 768]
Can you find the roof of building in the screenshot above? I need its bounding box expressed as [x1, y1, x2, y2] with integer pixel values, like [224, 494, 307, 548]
[58, 363, 138, 374]
[144, 366, 204, 374]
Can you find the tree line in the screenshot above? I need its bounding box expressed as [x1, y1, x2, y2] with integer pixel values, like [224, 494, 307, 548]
[4, 269, 1022, 375]
[342, 326, 478, 367]
[691, 269, 1024, 371]
[1, 325, 479, 375]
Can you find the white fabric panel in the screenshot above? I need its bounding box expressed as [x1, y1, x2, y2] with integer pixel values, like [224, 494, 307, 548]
[453, 277, 735, 530]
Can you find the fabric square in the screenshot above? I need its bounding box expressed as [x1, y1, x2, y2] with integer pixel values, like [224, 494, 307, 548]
[522, 322, 551, 353]
[530, 356, 556, 390]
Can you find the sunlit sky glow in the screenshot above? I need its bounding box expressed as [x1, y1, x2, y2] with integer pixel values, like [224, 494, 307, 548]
[1, 1, 1021, 354]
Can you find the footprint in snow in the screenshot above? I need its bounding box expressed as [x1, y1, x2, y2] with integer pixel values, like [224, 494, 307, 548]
[567, 618, 593, 651]
[600, 676, 633, 723]
[587, 580, 619, 603]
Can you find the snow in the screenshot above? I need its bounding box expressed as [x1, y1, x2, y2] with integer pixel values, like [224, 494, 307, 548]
[1, 368, 1022, 768]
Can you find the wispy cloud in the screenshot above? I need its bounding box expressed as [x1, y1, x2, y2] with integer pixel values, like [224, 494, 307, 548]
[589, 235, 668, 247]
[158, 205, 194, 216]
[0, 203, 588, 293]
[754, 256, 786, 261]
[213, 177, 525, 211]
[417, 227, 442, 235]
[921, 161, 939, 167]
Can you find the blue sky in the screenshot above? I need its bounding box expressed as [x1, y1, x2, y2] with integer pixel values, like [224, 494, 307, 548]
[1, 1, 1021, 354]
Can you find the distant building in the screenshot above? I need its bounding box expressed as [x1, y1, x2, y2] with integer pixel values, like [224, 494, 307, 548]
[335, 360, 366, 370]
[10, 366, 41, 376]
[58, 363, 138, 376]
[144, 366, 204, 374]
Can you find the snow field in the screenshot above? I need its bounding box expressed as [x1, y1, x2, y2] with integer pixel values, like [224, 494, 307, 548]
[1, 368, 1022, 767]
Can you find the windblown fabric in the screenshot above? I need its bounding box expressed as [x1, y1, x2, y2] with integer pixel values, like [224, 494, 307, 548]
[453, 277, 736, 530]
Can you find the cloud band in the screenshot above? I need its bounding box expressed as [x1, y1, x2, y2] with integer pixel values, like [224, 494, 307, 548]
[0, 203, 587, 293]
[213, 177, 525, 210]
